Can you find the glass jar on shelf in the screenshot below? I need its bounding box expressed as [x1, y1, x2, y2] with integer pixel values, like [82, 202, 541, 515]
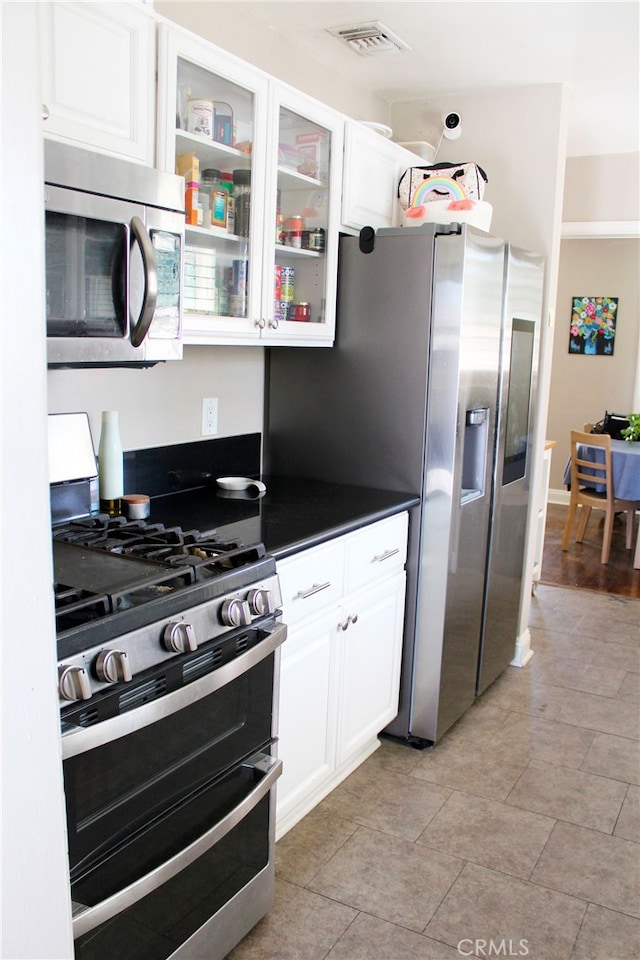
[200, 169, 227, 229]
[233, 169, 251, 238]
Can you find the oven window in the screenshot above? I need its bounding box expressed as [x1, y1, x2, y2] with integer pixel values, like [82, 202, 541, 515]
[45, 211, 127, 337]
[73, 795, 270, 960]
[64, 653, 274, 876]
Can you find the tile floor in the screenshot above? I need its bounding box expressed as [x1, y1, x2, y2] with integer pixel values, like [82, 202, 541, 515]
[228, 585, 640, 960]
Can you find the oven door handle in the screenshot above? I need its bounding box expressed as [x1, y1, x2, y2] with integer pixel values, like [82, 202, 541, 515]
[71, 750, 282, 940]
[61, 620, 287, 759]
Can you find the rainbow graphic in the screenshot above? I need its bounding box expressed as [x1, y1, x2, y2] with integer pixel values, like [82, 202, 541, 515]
[301, 188, 327, 218]
[411, 176, 467, 206]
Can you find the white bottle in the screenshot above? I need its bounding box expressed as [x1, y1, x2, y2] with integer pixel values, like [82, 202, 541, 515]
[98, 410, 123, 516]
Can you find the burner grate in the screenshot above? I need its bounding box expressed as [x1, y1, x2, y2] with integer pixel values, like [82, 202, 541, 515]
[53, 514, 269, 647]
[54, 584, 110, 633]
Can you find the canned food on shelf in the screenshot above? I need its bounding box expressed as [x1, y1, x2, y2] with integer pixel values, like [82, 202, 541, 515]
[187, 99, 214, 139]
[309, 227, 326, 253]
[280, 266, 295, 302]
[275, 301, 292, 323]
[284, 216, 304, 248]
[293, 302, 311, 322]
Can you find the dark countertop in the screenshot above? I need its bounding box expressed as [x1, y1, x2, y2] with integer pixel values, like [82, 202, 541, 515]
[151, 475, 420, 559]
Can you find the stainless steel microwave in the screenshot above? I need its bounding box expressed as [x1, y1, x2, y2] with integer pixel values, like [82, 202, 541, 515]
[44, 141, 185, 367]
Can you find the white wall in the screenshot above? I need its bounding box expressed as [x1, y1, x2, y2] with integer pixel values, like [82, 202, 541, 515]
[48, 346, 265, 451]
[563, 152, 640, 224]
[154, 1, 389, 124]
[547, 151, 640, 494]
[547, 238, 640, 492]
[1, 4, 75, 958]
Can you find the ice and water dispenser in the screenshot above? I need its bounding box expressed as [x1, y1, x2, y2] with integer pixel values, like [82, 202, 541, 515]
[461, 407, 489, 503]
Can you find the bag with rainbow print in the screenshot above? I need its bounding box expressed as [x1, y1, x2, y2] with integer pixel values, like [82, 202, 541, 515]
[398, 162, 488, 211]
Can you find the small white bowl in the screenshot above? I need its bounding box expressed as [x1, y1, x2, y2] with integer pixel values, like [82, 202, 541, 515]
[216, 476, 266, 493]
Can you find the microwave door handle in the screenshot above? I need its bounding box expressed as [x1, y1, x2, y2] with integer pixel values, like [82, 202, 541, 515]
[129, 216, 158, 347]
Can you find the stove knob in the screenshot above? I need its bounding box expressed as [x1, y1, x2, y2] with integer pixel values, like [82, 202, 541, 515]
[59, 665, 91, 702]
[221, 598, 252, 627]
[163, 621, 197, 654]
[247, 588, 275, 616]
[95, 650, 132, 684]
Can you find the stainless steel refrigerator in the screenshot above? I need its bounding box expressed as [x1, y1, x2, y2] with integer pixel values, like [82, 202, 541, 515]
[265, 223, 543, 745]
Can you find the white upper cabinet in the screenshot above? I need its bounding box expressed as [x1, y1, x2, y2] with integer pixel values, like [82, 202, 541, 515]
[156, 23, 343, 346]
[156, 23, 270, 344]
[342, 121, 423, 231]
[39, 1, 155, 164]
[264, 83, 343, 346]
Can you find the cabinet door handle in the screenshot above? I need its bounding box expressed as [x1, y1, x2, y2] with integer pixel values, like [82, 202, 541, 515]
[255, 317, 266, 329]
[295, 581, 331, 600]
[42, 104, 50, 121]
[269, 317, 279, 330]
[339, 613, 359, 631]
[372, 547, 400, 563]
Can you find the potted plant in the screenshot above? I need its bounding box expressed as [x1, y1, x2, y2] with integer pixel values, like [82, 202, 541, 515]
[621, 413, 640, 443]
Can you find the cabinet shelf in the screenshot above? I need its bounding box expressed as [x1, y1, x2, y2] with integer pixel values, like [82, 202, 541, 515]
[277, 165, 325, 191]
[275, 243, 321, 260]
[186, 224, 247, 246]
[175, 130, 251, 170]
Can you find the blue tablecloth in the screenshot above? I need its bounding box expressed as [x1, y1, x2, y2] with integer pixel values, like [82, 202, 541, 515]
[563, 439, 640, 500]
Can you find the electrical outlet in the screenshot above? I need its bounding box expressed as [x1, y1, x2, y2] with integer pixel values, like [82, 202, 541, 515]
[201, 398, 218, 436]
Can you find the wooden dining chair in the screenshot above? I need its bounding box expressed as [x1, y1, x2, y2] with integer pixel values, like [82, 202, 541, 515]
[561, 430, 639, 564]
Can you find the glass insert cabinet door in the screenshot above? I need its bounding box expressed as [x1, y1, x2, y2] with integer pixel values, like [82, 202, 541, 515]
[260, 90, 341, 344]
[156, 25, 342, 345]
[156, 25, 270, 342]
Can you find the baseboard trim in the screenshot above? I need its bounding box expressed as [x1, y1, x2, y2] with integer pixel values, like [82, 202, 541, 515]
[549, 488, 570, 505]
[510, 627, 534, 668]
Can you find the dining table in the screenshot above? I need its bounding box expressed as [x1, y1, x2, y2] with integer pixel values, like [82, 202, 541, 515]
[563, 438, 640, 567]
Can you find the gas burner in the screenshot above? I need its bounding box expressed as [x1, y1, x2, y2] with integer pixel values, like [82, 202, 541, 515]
[52, 512, 271, 654]
[52, 515, 254, 569]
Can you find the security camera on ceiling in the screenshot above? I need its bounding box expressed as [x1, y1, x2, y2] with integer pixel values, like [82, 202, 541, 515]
[442, 112, 462, 140]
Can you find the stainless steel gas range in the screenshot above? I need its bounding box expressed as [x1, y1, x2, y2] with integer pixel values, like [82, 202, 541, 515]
[50, 420, 285, 960]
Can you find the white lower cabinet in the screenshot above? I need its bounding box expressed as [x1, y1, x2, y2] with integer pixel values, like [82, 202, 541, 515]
[336, 573, 406, 764]
[276, 610, 337, 821]
[275, 513, 408, 838]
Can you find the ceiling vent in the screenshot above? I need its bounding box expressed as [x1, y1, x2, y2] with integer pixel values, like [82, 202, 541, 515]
[327, 21, 411, 57]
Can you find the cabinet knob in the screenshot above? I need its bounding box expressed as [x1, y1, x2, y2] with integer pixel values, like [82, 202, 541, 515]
[339, 613, 358, 632]
[42, 104, 50, 121]
[255, 317, 266, 329]
[269, 317, 279, 330]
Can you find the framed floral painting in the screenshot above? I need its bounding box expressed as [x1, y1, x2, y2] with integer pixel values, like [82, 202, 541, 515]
[569, 296, 617, 355]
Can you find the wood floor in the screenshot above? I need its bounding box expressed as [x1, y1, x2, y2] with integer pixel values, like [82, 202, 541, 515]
[541, 503, 640, 599]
